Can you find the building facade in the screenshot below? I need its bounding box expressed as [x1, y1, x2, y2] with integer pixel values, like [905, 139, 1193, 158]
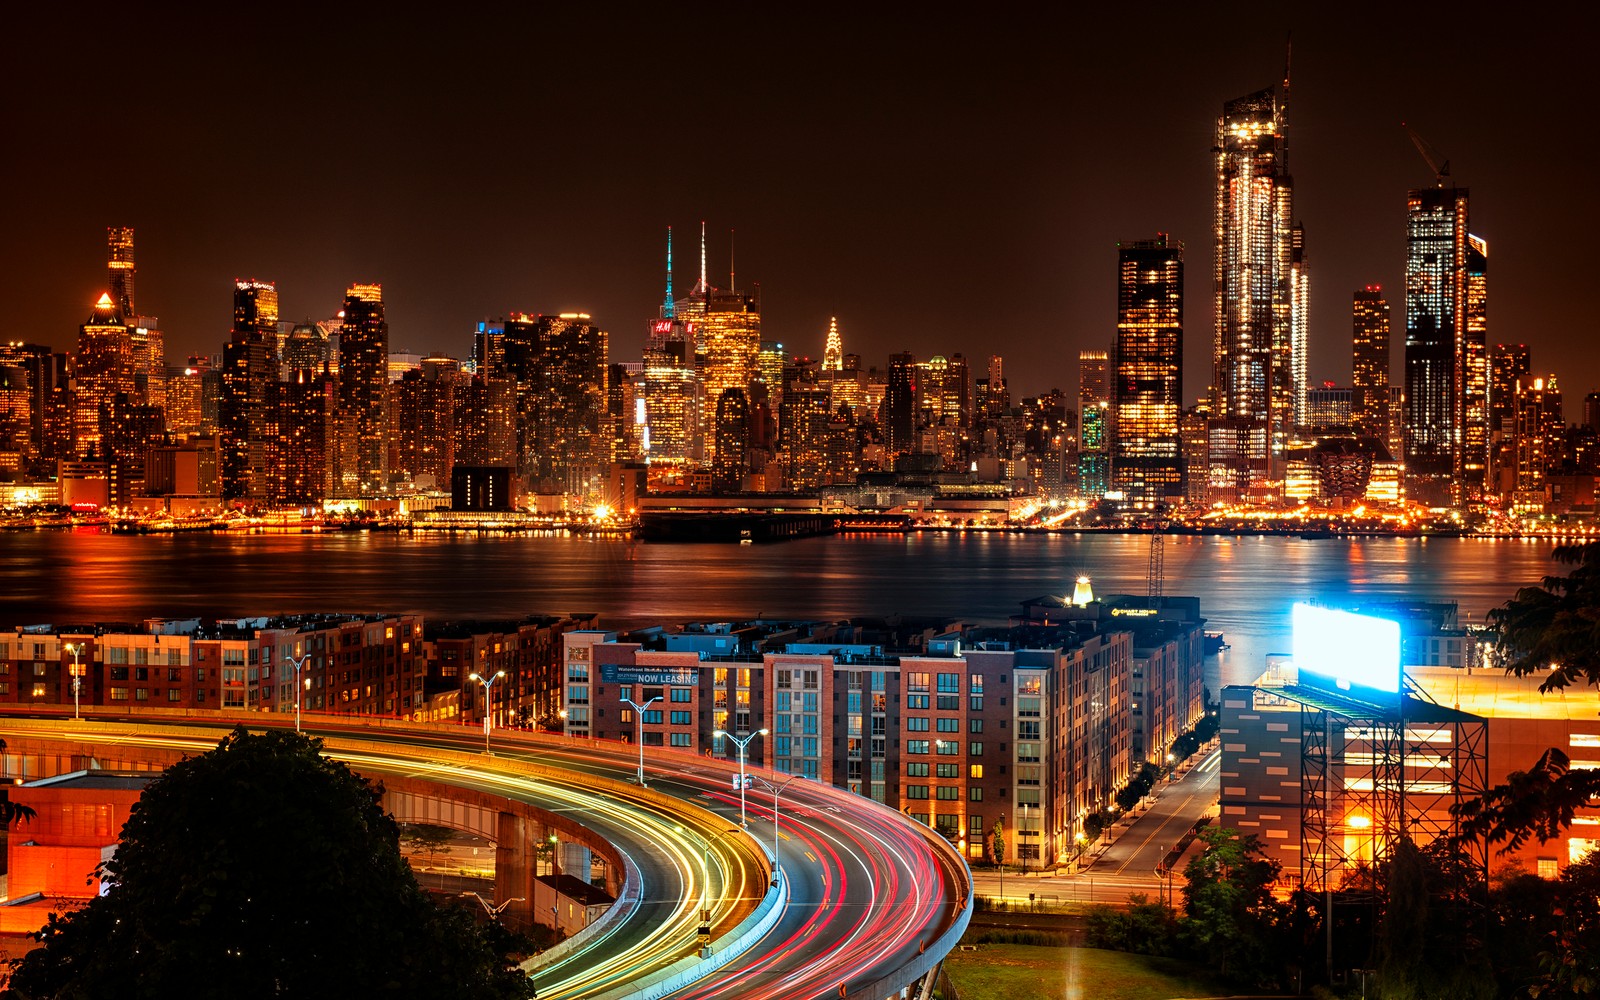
[1112, 236, 1183, 503]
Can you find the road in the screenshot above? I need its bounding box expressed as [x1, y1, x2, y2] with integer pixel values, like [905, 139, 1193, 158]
[964, 747, 1220, 907]
[0, 713, 969, 1000]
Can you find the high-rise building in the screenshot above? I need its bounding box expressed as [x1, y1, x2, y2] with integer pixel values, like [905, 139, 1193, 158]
[1078, 351, 1109, 498]
[1512, 375, 1563, 502]
[712, 387, 751, 492]
[392, 366, 457, 485]
[1112, 235, 1183, 503]
[1462, 236, 1490, 497]
[107, 227, 136, 321]
[1403, 186, 1471, 506]
[884, 352, 918, 458]
[823, 317, 843, 372]
[454, 375, 517, 470]
[670, 226, 760, 466]
[499, 312, 609, 496]
[1488, 344, 1530, 495]
[282, 322, 330, 376]
[73, 294, 133, 456]
[1211, 74, 1299, 500]
[220, 280, 280, 501]
[1351, 287, 1391, 440]
[338, 283, 389, 496]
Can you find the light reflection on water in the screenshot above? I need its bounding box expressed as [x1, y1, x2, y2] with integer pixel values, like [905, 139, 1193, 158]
[0, 531, 1556, 689]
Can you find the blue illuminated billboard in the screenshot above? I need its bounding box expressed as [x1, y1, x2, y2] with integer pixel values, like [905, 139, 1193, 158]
[1292, 603, 1401, 701]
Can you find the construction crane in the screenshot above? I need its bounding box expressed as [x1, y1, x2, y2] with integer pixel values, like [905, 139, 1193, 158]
[1404, 123, 1450, 187]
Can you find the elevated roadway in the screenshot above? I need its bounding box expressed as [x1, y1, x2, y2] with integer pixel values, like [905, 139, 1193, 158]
[0, 712, 971, 1000]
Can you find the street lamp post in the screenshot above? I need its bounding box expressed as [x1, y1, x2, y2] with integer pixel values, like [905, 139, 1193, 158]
[469, 670, 506, 753]
[753, 774, 802, 885]
[285, 652, 310, 733]
[64, 643, 84, 720]
[1021, 802, 1031, 875]
[621, 695, 662, 785]
[712, 729, 769, 828]
[680, 825, 742, 958]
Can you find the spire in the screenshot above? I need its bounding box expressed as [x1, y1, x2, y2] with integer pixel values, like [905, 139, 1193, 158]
[823, 316, 843, 371]
[662, 227, 675, 319]
[729, 228, 736, 292]
[697, 220, 707, 295]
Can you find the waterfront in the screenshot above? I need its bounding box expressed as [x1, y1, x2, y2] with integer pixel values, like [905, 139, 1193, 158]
[0, 531, 1559, 690]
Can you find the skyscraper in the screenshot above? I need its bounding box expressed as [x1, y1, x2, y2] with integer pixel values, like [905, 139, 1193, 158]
[338, 283, 389, 495]
[1403, 186, 1471, 505]
[73, 293, 133, 456]
[1210, 70, 1300, 499]
[1488, 343, 1530, 495]
[1077, 350, 1109, 498]
[823, 317, 843, 372]
[220, 280, 280, 501]
[884, 352, 918, 459]
[1351, 287, 1391, 441]
[1111, 235, 1184, 503]
[1462, 236, 1490, 497]
[107, 227, 136, 321]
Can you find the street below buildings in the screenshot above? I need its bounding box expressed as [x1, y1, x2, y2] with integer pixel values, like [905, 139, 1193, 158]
[968, 744, 1221, 908]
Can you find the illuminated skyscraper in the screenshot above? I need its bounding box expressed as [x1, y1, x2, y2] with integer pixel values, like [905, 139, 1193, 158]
[73, 293, 133, 456]
[1403, 186, 1471, 505]
[1112, 235, 1184, 502]
[1512, 375, 1563, 499]
[712, 387, 750, 492]
[1210, 70, 1300, 498]
[1488, 343, 1530, 494]
[884, 352, 918, 458]
[1351, 287, 1391, 441]
[1462, 236, 1489, 497]
[823, 317, 842, 372]
[220, 280, 279, 501]
[338, 283, 389, 495]
[696, 289, 760, 465]
[454, 375, 517, 469]
[1078, 350, 1109, 498]
[393, 366, 456, 484]
[642, 232, 702, 466]
[107, 227, 136, 321]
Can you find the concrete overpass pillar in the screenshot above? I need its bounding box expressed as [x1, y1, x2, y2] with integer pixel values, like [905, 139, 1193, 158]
[495, 810, 534, 931]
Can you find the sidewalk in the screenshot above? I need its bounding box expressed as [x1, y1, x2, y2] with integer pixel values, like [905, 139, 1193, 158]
[1082, 739, 1220, 870]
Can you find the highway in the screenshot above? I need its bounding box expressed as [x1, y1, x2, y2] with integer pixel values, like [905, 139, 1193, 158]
[0, 713, 970, 1000]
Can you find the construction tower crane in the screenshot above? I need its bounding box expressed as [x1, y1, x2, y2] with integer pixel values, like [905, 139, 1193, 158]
[1404, 123, 1450, 187]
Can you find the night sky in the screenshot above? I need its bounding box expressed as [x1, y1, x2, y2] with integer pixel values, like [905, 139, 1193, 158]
[5, 6, 1597, 412]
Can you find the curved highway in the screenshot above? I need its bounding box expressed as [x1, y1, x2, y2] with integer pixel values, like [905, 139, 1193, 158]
[0, 713, 971, 1000]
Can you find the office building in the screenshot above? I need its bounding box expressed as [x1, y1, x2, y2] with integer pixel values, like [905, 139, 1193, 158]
[1211, 73, 1300, 499]
[72, 294, 133, 456]
[339, 284, 390, 496]
[220, 280, 280, 501]
[1078, 351, 1109, 498]
[884, 352, 918, 459]
[1111, 235, 1183, 503]
[1351, 287, 1391, 440]
[107, 226, 136, 321]
[1488, 344, 1531, 498]
[1403, 186, 1471, 506]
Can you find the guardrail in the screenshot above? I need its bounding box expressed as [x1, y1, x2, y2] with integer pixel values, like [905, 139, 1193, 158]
[841, 825, 973, 1000]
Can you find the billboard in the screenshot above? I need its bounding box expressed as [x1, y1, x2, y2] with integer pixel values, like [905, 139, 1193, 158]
[1292, 603, 1401, 702]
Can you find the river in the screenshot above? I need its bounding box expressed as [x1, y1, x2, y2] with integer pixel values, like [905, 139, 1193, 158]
[0, 530, 1561, 691]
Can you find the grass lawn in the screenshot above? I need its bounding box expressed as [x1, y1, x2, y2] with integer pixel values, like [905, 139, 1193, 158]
[941, 943, 1226, 1000]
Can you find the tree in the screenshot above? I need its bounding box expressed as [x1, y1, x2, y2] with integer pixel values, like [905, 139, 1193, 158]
[1458, 543, 1600, 849]
[7, 727, 533, 1000]
[1179, 827, 1286, 985]
[990, 817, 1006, 868]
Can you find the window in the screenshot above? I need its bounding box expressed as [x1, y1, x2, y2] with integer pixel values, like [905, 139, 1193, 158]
[907, 740, 930, 754]
[168, 689, 181, 702]
[969, 742, 983, 756]
[670, 710, 692, 726]
[907, 717, 930, 732]
[968, 787, 983, 801]
[937, 740, 959, 755]
[31, 683, 46, 698]
[969, 764, 984, 778]
[670, 688, 693, 703]
[907, 672, 930, 692]
[907, 762, 929, 777]
[937, 786, 960, 801]
[1018, 721, 1041, 740]
[906, 694, 929, 710]
[936, 718, 959, 733]
[905, 785, 929, 800]
[109, 687, 128, 701]
[670, 733, 692, 748]
[135, 688, 149, 701]
[642, 710, 663, 724]
[970, 718, 983, 733]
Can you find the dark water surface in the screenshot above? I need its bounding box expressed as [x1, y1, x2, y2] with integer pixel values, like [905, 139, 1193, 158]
[0, 530, 1559, 690]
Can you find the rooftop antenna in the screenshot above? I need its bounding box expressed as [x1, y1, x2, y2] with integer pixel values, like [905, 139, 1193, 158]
[729, 228, 736, 292]
[662, 227, 675, 319]
[699, 220, 707, 294]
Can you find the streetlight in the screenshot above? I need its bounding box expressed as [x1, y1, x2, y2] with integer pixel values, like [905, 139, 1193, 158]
[1020, 802, 1032, 875]
[469, 670, 506, 753]
[752, 774, 803, 885]
[621, 694, 661, 785]
[64, 643, 84, 720]
[712, 729, 769, 828]
[285, 651, 310, 733]
[678, 825, 741, 958]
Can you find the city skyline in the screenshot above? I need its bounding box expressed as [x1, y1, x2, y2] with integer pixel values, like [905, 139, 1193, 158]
[5, 9, 1599, 414]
